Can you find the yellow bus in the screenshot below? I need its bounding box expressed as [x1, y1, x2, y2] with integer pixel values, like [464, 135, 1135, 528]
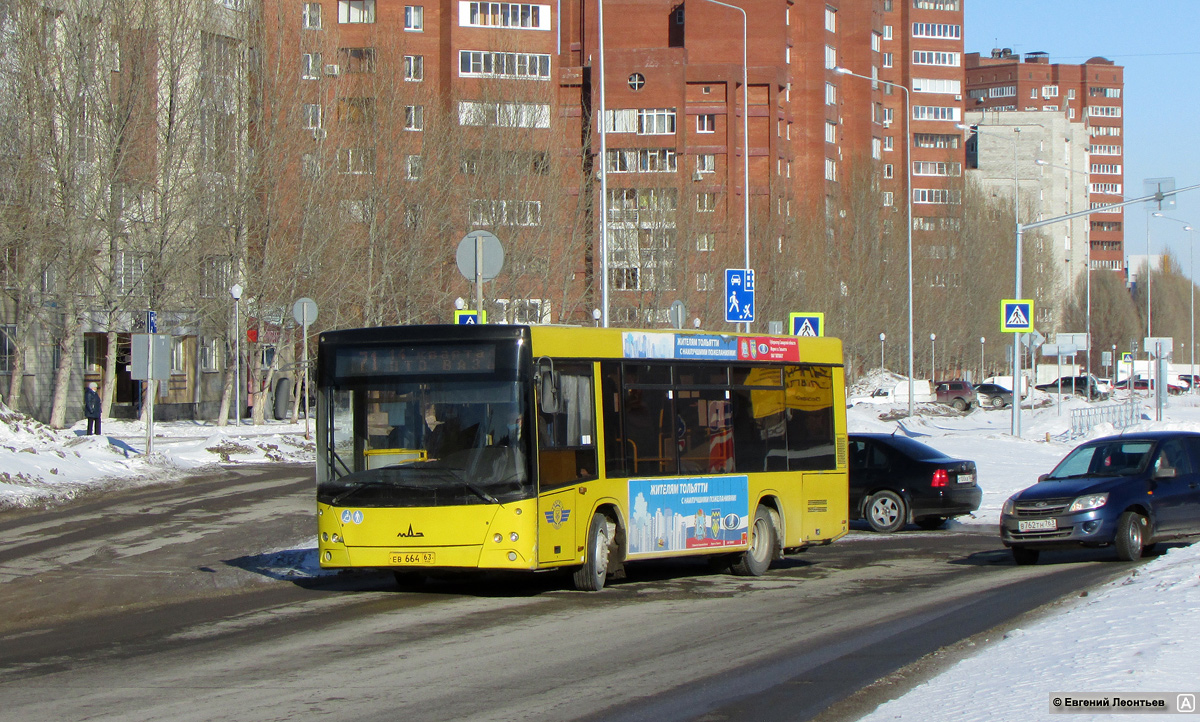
[316, 324, 849, 590]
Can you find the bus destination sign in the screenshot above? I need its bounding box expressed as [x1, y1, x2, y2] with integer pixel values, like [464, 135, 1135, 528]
[335, 345, 496, 377]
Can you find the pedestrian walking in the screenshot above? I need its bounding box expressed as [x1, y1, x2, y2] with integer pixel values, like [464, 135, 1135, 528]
[84, 381, 102, 436]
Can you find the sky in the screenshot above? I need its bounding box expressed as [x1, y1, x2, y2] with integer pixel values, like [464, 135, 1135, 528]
[965, 1, 1200, 276]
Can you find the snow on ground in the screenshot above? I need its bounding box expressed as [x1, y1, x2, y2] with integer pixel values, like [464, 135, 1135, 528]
[849, 392, 1200, 721]
[4, 389, 1200, 718]
[0, 403, 315, 511]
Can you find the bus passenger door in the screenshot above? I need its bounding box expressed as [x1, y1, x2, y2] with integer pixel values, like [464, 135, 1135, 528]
[538, 489, 578, 563]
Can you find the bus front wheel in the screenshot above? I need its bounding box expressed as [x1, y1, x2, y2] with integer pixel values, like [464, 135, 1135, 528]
[573, 513, 613, 591]
[731, 506, 776, 577]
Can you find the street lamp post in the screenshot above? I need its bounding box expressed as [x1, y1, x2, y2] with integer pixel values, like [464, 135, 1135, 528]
[980, 336, 985, 383]
[696, 0, 750, 331]
[1153, 214, 1195, 390]
[838, 66, 913, 417]
[930, 333, 936, 380]
[880, 332, 886, 371]
[230, 284, 243, 426]
[597, 0, 609, 327]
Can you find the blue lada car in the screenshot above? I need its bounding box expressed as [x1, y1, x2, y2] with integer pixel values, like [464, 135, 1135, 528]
[1001, 431, 1200, 565]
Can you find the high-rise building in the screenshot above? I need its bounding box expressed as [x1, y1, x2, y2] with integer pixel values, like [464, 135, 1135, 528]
[965, 50, 1125, 272]
[258, 0, 966, 324]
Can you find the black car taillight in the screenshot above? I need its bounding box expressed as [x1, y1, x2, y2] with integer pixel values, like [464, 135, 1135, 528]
[932, 469, 948, 487]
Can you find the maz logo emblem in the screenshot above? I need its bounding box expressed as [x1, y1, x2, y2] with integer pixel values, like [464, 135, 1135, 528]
[397, 524, 425, 538]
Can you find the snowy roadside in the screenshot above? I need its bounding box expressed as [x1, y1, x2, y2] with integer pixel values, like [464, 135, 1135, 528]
[0, 403, 315, 511]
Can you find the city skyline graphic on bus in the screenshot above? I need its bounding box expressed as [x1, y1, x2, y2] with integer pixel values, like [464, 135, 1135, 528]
[627, 476, 750, 556]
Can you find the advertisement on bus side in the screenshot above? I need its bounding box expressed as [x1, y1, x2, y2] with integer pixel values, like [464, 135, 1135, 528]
[627, 476, 751, 556]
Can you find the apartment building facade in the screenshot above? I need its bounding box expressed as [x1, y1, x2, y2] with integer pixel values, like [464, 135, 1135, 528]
[965, 49, 1126, 272]
[259, 0, 974, 326]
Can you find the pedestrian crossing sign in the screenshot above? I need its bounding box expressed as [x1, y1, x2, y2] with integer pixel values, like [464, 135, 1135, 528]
[1001, 299, 1033, 333]
[454, 310, 486, 325]
[789, 312, 825, 337]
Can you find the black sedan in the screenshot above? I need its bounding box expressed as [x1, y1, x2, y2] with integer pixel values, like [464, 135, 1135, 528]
[974, 383, 1013, 408]
[848, 433, 982, 533]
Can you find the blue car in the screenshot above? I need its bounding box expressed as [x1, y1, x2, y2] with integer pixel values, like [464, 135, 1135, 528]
[1000, 431, 1200, 564]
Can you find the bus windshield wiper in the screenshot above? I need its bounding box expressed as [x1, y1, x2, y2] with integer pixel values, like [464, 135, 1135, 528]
[330, 476, 418, 505]
[462, 481, 500, 505]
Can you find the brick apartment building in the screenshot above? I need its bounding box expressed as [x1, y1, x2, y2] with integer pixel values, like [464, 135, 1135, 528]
[258, 0, 967, 325]
[965, 49, 1126, 272]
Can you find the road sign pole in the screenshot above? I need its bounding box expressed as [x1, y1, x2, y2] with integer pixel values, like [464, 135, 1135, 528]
[475, 235, 484, 319]
[146, 335, 154, 455]
[303, 304, 310, 440]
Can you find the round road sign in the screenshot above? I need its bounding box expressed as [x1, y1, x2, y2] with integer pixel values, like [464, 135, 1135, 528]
[456, 231, 504, 281]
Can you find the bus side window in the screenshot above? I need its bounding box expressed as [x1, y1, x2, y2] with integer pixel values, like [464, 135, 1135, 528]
[538, 362, 598, 489]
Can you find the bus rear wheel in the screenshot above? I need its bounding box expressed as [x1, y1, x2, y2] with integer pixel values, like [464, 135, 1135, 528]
[573, 513, 613, 591]
[731, 506, 776, 577]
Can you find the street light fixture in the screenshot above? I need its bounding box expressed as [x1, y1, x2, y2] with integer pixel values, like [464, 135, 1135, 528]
[1035, 157, 1092, 386]
[838, 65, 914, 418]
[879, 332, 886, 370]
[930, 333, 937, 380]
[980, 336, 986, 384]
[230, 284, 243, 427]
[1153, 214, 1195, 391]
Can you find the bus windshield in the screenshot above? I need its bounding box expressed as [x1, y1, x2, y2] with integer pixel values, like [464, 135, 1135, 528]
[319, 379, 533, 507]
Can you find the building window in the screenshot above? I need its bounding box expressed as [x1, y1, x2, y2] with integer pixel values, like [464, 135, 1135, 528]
[1042, 85, 1058, 98]
[606, 148, 677, 173]
[339, 47, 376, 73]
[825, 82, 836, 106]
[637, 108, 676, 135]
[871, 32, 881, 52]
[697, 114, 715, 133]
[883, 136, 894, 151]
[824, 45, 837, 70]
[911, 105, 960, 121]
[912, 78, 961, 95]
[825, 158, 837, 181]
[303, 2, 322, 29]
[1086, 105, 1122, 118]
[1091, 163, 1122, 175]
[301, 53, 321, 80]
[911, 50, 959, 66]
[200, 256, 231, 299]
[911, 22, 960, 39]
[696, 233, 715, 251]
[914, 0, 960, 9]
[882, 191, 893, 207]
[912, 188, 961, 204]
[825, 121, 837, 143]
[114, 251, 148, 295]
[338, 0, 375, 23]
[882, 52, 893, 68]
[302, 103, 322, 129]
[404, 5, 423, 30]
[199, 337, 221, 372]
[883, 163, 893, 178]
[459, 50, 551, 79]
[697, 192, 717, 212]
[337, 148, 376, 174]
[337, 97, 375, 124]
[696, 154, 716, 173]
[913, 133, 960, 148]
[824, 6, 836, 32]
[628, 72, 645, 90]
[883, 25, 892, 40]
[462, 2, 549, 29]
[1068, 88, 1077, 99]
[404, 55, 423, 81]
[469, 199, 543, 226]
[406, 155, 422, 180]
[459, 101, 550, 128]
[913, 161, 962, 176]
[872, 138, 882, 159]
[302, 153, 320, 178]
[404, 105, 423, 130]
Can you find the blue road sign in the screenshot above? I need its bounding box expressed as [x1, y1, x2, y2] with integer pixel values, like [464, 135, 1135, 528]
[454, 310, 486, 325]
[1000, 299, 1033, 333]
[725, 269, 755, 324]
[147, 310, 157, 333]
[789, 312, 824, 337]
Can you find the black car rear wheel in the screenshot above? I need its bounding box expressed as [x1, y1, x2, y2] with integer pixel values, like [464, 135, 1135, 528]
[1114, 511, 1147, 562]
[865, 491, 907, 533]
[992, 396, 1005, 408]
[1012, 546, 1039, 565]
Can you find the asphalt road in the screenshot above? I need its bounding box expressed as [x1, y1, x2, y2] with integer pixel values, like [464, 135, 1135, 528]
[0, 464, 1132, 722]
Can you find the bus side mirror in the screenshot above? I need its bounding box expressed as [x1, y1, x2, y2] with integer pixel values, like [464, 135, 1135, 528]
[536, 357, 559, 414]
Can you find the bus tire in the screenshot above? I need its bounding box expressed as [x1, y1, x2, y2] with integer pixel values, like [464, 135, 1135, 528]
[731, 505, 776, 577]
[573, 513, 612, 591]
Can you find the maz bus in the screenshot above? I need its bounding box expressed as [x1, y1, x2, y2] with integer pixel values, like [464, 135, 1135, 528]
[316, 324, 849, 590]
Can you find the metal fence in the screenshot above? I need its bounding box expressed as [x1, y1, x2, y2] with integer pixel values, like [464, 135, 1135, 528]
[1069, 400, 1143, 438]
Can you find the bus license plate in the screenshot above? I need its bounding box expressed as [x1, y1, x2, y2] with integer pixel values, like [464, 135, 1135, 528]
[391, 551, 436, 565]
[1018, 519, 1057, 533]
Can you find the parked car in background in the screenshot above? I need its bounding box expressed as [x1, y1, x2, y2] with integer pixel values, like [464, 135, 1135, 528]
[1001, 431, 1200, 565]
[1034, 374, 1109, 400]
[1112, 377, 1186, 395]
[848, 433, 982, 533]
[848, 380, 935, 406]
[933, 380, 975, 411]
[974, 383, 1014, 408]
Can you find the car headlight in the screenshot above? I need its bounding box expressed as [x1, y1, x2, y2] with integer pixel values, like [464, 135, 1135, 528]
[1001, 494, 1017, 516]
[1067, 493, 1109, 513]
